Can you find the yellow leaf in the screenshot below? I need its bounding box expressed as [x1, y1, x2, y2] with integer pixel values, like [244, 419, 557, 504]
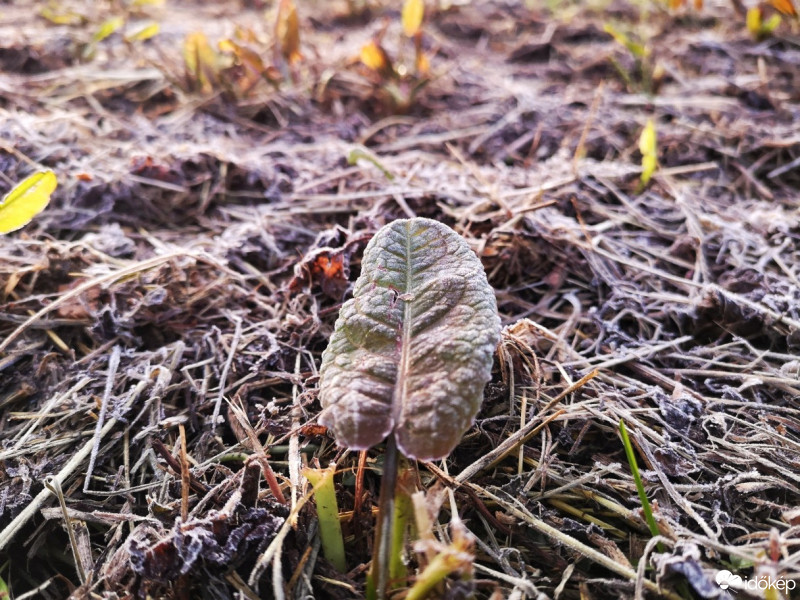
[639, 119, 658, 186]
[360, 41, 389, 71]
[747, 7, 763, 35]
[402, 0, 425, 37]
[124, 22, 160, 43]
[39, 7, 86, 25]
[93, 16, 125, 43]
[131, 0, 165, 6]
[276, 0, 302, 64]
[183, 32, 218, 93]
[0, 170, 57, 234]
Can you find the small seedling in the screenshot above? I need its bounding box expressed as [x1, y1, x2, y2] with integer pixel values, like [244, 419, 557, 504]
[179, 3, 300, 98]
[318, 217, 501, 599]
[40, 1, 160, 62]
[358, 0, 433, 112]
[403, 491, 475, 600]
[746, 7, 782, 39]
[347, 145, 395, 181]
[604, 24, 664, 94]
[0, 170, 57, 235]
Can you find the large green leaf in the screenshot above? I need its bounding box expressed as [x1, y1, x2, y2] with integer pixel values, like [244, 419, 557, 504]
[318, 218, 501, 461]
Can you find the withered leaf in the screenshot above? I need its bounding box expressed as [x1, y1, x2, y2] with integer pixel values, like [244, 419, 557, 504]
[318, 218, 501, 461]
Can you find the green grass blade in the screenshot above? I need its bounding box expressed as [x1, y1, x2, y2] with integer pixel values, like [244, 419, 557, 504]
[619, 419, 664, 553]
[303, 464, 347, 572]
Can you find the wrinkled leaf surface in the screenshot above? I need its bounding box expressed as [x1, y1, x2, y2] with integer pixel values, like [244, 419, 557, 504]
[318, 218, 500, 461]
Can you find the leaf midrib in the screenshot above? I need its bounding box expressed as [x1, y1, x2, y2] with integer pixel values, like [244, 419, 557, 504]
[392, 221, 414, 432]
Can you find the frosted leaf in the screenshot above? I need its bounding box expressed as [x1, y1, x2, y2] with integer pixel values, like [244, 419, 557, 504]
[318, 218, 501, 461]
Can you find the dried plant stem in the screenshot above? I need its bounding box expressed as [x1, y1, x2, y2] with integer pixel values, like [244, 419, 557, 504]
[211, 316, 242, 429]
[179, 423, 189, 522]
[0, 251, 192, 354]
[84, 346, 120, 493]
[454, 369, 597, 484]
[0, 379, 146, 552]
[476, 486, 684, 600]
[44, 477, 86, 585]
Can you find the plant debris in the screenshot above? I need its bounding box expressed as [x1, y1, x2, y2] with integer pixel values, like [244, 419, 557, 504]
[1, 0, 799, 598]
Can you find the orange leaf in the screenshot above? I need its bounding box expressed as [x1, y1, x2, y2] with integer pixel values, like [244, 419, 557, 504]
[770, 0, 797, 16]
[416, 51, 430, 75]
[276, 0, 302, 64]
[360, 41, 390, 72]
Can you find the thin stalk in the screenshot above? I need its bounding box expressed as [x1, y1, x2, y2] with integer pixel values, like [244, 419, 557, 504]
[369, 435, 400, 600]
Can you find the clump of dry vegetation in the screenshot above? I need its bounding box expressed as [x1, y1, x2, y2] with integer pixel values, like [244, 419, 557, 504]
[1, 0, 799, 598]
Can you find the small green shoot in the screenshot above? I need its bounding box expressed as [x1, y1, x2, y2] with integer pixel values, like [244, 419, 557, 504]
[347, 146, 395, 181]
[303, 464, 347, 572]
[639, 119, 658, 188]
[619, 419, 664, 553]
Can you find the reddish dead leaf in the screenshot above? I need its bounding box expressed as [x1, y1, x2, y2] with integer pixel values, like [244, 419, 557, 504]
[299, 424, 328, 437]
[288, 248, 350, 299]
[55, 283, 101, 319]
[130, 156, 184, 186]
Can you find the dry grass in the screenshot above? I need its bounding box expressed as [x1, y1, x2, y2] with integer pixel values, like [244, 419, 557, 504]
[1, 0, 799, 598]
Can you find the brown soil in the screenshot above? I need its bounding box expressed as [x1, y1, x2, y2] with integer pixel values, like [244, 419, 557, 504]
[1, 1, 799, 598]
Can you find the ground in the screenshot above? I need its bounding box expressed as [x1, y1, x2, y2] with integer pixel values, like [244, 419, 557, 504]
[1, 0, 799, 598]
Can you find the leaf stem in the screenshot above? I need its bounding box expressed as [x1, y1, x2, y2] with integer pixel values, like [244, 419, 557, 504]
[371, 435, 400, 600]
